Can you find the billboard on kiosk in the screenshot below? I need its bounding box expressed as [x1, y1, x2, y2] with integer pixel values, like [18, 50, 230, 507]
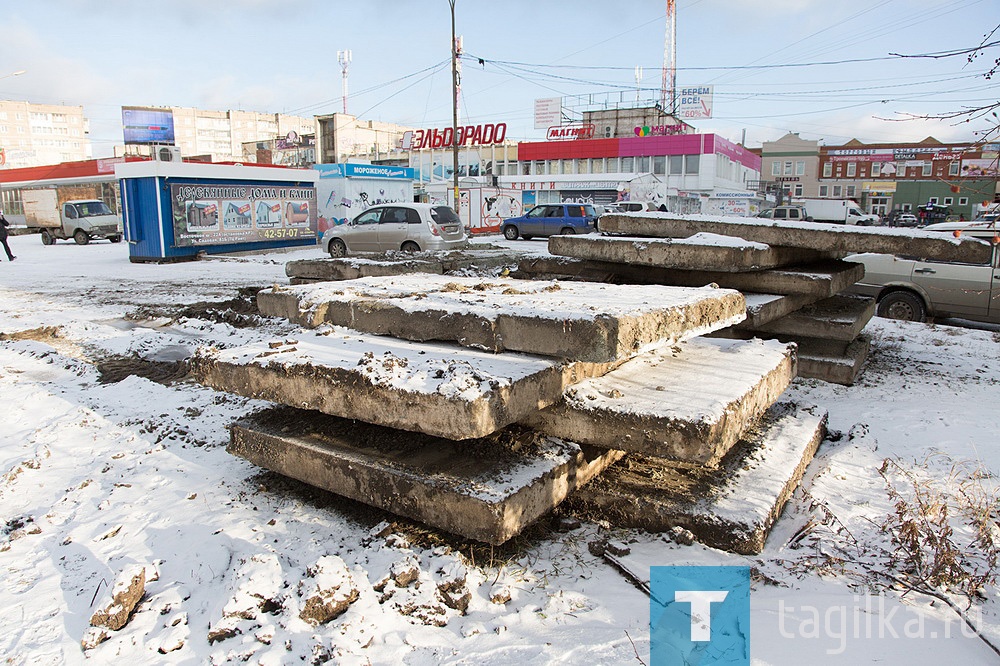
[122, 106, 176, 145]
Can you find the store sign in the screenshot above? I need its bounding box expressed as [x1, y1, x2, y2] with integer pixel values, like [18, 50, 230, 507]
[677, 86, 713, 119]
[547, 123, 595, 140]
[634, 124, 686, 137]
[402, 123, 507, 150]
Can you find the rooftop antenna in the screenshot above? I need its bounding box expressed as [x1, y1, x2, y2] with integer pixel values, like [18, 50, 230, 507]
[635, 66, 643, 103]
[337, 50, 352, 115]
[660, 0, 676, 115]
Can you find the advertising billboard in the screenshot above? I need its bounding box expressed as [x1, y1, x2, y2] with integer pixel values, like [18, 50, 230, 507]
[122, 106, 176, 145]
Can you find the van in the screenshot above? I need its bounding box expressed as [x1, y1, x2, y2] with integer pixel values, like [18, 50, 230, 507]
[756, 205, 811, 222]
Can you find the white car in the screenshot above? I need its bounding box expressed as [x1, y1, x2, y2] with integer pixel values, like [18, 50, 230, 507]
[321, 203, 467, 257]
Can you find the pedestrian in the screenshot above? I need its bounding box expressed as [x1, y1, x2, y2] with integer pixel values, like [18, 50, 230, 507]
[0, 211, 15, 261]
[959, 213, 966, 222]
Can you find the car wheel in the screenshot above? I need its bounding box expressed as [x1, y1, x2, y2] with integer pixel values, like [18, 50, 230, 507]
[401, 241, 420, 253]
[74, 230, 90, 245]
[109, 235, 122, 243]
[522, 235, 533, 241]
[40, 230, 54, 245]
[328, 238, 347, 258]
[877, 291, 926, 322]
[560, 226, 575, 235]
[503, 225, 519, 240]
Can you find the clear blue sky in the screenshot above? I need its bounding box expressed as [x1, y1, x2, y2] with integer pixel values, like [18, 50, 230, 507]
[1, 0, 996, 158]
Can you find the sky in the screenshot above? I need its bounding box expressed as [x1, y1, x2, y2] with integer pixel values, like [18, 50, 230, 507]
[0, 0, 998, 158]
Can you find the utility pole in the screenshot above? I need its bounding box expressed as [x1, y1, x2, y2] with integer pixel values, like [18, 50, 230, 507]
[449, 0, 460, 219]
[337, 50, 352, 115]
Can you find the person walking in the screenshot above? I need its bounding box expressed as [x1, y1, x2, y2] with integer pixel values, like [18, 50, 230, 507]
[0, 211, 15, 261]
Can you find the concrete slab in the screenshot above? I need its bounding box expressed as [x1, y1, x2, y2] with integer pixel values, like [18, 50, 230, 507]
[191, 329, 616, 440]
[228, 406, 625, 545]
[512, 256, 865, 297]
[741, 293, 817, 329]
[523, 338, 797, 466]
[795, 334, 871, 386]
[285, 249, 518, 284]
[752, 294, 876, 341]
[256, 275, 747, 363]
[567, 402, 827, 554]
[598, 213, 993, 264]
[548, 233, 837, 272]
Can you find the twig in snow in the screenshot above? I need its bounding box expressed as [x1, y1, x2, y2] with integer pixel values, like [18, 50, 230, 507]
[624, 629, 647, 665]
[89, 577, 107, 607]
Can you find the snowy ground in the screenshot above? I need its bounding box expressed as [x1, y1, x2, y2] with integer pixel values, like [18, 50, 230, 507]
[1, 233, 998, 665]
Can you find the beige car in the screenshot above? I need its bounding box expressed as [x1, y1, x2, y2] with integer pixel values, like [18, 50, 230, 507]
[847, 219, 999, 323]
[321, 203, 467, 257]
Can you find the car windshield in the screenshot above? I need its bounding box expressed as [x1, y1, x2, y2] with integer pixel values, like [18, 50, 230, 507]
[75, 202, 113, 217]
[429, 206, 461, 225]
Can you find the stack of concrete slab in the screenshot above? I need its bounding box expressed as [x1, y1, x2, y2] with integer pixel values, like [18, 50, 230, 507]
[517, 214, 991, 385]
[192, 274, 830, 552]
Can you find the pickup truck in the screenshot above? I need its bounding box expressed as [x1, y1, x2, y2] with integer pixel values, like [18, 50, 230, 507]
[847, 219, 999, 323]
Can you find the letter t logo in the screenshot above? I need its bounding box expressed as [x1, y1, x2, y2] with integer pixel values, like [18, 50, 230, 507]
[675, 590, 729, 642]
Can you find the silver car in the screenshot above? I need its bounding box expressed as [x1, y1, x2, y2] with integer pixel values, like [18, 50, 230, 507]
[321, 203, 467, 257]
[847, 219, 999, 323]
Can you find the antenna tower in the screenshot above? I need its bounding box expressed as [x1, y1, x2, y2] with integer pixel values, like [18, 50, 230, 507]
[660, 0, 676, 114]
[337, 50, 352, 115]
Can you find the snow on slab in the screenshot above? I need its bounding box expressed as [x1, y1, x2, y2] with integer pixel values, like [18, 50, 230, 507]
[229, 406, 624, 544]
[525, 338, 796, 465]
[191, 326, 614, 439]
[599, 212, 993, 264]
[549, 233, 830, 272]
[257, 275, 747, 362]
[570, 402, 827, 554]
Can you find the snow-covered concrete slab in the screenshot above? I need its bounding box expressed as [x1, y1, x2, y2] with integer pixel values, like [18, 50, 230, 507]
[568, 402, 827, 554]
[228, 406, 625, 545]
[598, 213, 993, 264]
[285, 249, 516, 284]
[548, 233, 836, 272]
[740, 293, 816, 329]
[256, 275, 747, 363]
[191, 329, 616, 440]
[752, 294, 876, 341]
[513, 256, 865, 297]
[524, 338, 796, 466]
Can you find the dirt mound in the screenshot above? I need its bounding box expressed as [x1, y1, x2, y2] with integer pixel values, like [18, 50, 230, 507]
[96, 356, 191, 385]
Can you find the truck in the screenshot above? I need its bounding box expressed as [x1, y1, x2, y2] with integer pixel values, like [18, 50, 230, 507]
[23, 189, 123, 245]
[797, 198, 878, 226]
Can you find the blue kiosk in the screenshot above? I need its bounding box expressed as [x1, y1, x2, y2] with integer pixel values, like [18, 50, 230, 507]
[115, 161, 319, 263]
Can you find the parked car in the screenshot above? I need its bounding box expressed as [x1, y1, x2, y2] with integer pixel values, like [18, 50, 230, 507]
[320, 203, 467, 257]
[756, 205, 812, 222]
[607, 201, 661, 213]
[501, 203, 598, 240]
[893, 213, 920, 227]
[847, 219, 999, 323]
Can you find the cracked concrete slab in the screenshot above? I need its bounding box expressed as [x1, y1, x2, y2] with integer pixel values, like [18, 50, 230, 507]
[257, 275, 747, 363]
[192, 329, 616, 440]
[598, 213, 993, 263]
[228, 406, 625, 545]
[285, 249, 517, 284]
[512, 256, 865, 297]
[523, 338, 796, 466]
[567, 402, 827, 554]
[548, 233, 836, 272]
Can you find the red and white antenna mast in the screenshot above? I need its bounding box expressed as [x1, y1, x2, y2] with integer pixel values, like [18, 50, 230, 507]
[660, 0, 676, 115]
[337, 50, 352, 115]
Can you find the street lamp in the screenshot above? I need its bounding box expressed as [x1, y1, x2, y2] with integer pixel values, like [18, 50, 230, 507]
[448, 0, 459, 218]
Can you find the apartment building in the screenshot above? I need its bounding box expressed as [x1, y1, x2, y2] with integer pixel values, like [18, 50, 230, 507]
[0, 100, 91, 169]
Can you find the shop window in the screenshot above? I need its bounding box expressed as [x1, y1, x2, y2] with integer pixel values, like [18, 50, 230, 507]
[561, 160, 573, 174]
[639, 156, 651, 173]
[833, 185, 842, 197]
[846, 185, 856, 197]
[685, 154, 699, 174]
[621, 156, 634, 173]
[794, 184, 803, 196]
[592, 158, 604, 174]
[653, 156, 666, 174]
